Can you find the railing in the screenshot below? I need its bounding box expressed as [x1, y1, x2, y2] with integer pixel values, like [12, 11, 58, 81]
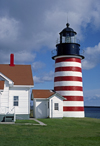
[0, 106, 16, 122]
[0, 106, 8, 114]
[0, 106, 15, 114]
[56, 36, 80, 44]
[51, 48, 85, 58]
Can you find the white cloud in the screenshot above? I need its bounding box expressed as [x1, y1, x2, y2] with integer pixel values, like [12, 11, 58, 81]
[32, 61, 45, 71]
[42, 71, 54, 81]
[82, 42, 100, 70]
[0, 0, 100, 84]
[0, 51, 36, 64]
[14, 51, 36, 63]
[43, 0, 100, 42]
[84, 88, 100, 99]
[84, 88, 100, 106]
[0, 1, 100, 57]
[33, 76, 43, 84]
[0, 17, 20, 42]
[34, 0, 100, 48]
[33, 71, 54, 84]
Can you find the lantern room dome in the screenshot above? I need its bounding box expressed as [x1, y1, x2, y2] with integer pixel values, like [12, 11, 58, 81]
[51, 22, 84, 60]
[59, 23, 77, 37]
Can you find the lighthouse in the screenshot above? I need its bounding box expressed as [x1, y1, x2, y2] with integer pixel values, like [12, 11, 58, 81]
[52, 23, 85, 117]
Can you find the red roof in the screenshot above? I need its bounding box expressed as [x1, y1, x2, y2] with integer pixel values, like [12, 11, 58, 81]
[0, 64, 34, 86]
[32, 90, 55, 98]
[0, 81, 4, 90]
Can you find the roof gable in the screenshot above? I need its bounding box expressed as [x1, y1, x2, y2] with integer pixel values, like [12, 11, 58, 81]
[49, 92, 65, 100]
[0, 64, 34, 86]
[32, 90, 55, 99]
[32, 89, 65, 100]
[0, 72, 14, 86]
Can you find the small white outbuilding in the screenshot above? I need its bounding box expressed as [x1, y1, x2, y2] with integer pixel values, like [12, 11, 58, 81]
[32, 90, 65, 119]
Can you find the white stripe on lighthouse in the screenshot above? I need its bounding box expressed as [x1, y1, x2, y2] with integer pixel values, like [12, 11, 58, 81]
[63, 111, 85, 117]
[57, 91, 83, 96]
[54, 81, 83, 87]
[63, 101, 84, 107]
[54, 71, 82, 77]
[55, 62, 82, 68]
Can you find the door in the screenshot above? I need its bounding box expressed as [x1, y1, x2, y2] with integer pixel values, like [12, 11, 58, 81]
[36, 100, 47, 118]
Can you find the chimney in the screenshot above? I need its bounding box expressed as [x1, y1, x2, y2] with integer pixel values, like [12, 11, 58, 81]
[10, 54, 15, 66]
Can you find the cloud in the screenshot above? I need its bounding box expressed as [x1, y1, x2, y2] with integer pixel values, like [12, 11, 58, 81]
[0, 0, 100, 87]
[14, 51, 36, 63]
[33, 71, 54, 84]
[32, 61, 45, 71]
[84, 96, 100, 106]
[42, 71, 54, 81]
[84, 88, 100, 99]
[84, 88, 100, 106]
[0, 51, 36, 64]
[0, 0, 100, 56]
[0, 17, 20, 42]
[0, 16, 21, 53]
[82, 42, 100, 70]
[33, 76, 43, 84]
[43, 0, 100, 40]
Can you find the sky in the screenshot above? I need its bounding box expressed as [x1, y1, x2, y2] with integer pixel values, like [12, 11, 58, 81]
[0, 0, 100, 106]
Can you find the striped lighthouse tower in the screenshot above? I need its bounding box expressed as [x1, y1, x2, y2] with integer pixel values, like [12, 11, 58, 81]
[52, 23, 85, 117]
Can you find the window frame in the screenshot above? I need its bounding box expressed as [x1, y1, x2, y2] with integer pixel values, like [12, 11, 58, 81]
[54, 103, 59, 110]
[13, 96, 19, 106]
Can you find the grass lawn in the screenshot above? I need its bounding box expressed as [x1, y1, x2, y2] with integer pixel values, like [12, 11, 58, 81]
[0, 117, 100, 146]
[15, 119, 38, 124]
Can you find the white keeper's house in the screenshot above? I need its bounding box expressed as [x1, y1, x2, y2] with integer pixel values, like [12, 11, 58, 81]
[0, 54, 34, 122]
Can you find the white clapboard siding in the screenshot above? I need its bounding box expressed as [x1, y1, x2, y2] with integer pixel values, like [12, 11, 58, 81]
[0, 81, 9, 107]
[9, 87, 30, 114]
[49, 95, 63, 118]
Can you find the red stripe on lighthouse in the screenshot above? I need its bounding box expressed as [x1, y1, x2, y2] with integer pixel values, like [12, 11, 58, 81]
[54, 76, 82, 82]
[55, 57, 81, 63]
[63, 106, 84, 111]
[54, 86, 83, 91]
[55, 66, 82, 72]
[63, 96, 84, 101]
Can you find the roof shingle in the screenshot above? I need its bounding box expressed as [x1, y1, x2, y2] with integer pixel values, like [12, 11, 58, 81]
[0, 64, 34, 86]
[32, 90, 55, 98]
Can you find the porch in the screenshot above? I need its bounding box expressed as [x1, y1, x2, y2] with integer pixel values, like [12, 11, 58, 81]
[0, 106, 16, 122]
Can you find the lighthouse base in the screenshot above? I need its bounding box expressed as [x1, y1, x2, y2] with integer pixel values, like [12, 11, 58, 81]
[63, 111, 85, 118]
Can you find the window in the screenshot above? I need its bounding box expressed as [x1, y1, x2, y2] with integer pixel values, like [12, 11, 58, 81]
[13, 96, 19, 106]
[54, 103, 59, 110]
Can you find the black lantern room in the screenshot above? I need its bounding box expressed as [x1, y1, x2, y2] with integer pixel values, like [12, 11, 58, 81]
[52, 23, 84, 59]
